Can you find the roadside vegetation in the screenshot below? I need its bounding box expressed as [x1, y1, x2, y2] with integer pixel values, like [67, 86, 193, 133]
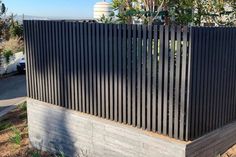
[0, 0, 24, 64]
[0, 102, 52, 157]
[0, 102, 72, 157]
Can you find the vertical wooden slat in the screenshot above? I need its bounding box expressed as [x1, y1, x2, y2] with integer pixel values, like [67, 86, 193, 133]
[88, 23, 93, 114]
[54, 21, 59, 106]
[38, 21, 44, 101]
[179, 26, 188, 140]
[31, 21, 37, 100]
[169, 25, 175, 137]
[69, 22, 74, 110]
[50, 21, 55, 105]
[92, 23, 97, 115]
[141, 25, 147, 130]
[72, 22, 78, 110]
[158, 25, 164, 134]
[122, 24, 127, 124]
[101, 24, 106, 118]
[146, 25, 152, 131]
[163, 25, 169, 135]
[23, 21, 28, 96]
[152, 25, 158, 132]
[84, 23, 90, 113]
[174, 26, 181, 139]
[137, 25, 142, 128]
[127, 24, 132, 125]
[24, 21, 31, 98]
[109, 24, 114, 120]
[210, 28, 217, 131]
[47, 21, 53, 104]
[185, 26, 193, 141]
[76, 22, 82, 111]
[96, 23, 101, 117]
[114, 24, 118, 121]
[132, 24, 137, 126]
[44, 21, 49, 103]
[105, 24, 109, 119]
[35, 21, 42, 101]
[80, 23, 86, 112]
[67, 22, 72, 109]
[59, 22, 64, 107]
[118, 24, 123, 122]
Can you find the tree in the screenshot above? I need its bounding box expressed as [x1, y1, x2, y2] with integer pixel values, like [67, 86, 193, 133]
[105, 0, 236, 26]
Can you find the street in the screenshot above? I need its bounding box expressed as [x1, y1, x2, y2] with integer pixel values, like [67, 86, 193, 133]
[0, 74, 26, 112]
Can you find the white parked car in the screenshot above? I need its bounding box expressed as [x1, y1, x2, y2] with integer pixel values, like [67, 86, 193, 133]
[17, 57, 25, 73]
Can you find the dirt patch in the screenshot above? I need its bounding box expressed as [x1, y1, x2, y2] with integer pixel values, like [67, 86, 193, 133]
[0, 102, 52, 157]
[222, 145, 236, 157]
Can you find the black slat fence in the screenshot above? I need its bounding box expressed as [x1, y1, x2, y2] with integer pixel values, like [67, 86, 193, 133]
[24, 20, 236, 141]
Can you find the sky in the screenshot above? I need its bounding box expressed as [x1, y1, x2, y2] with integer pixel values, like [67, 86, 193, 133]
[4, 0, 111, 19]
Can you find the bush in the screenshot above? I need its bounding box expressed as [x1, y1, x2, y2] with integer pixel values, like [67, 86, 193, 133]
[2, 37, 24, 53]
[2, 49, 13, 64]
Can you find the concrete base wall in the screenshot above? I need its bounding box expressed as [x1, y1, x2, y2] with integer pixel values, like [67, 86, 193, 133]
[27, 98, 236, 157]
[27, 98, 186, 157]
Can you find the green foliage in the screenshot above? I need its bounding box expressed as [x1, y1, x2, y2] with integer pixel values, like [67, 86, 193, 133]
[9, 127, 22, 145]
[2, 49, 13, 64]
[0, 121, 12, 131]
[19, 112, 27, 120]
[18, 101, 27, 112]
[31, 151, 41, 157]
[98, 14, 114, 23]
[9, 22, 23, 38]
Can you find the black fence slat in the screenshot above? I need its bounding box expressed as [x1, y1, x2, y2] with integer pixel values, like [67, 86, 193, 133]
[141, 25, 147, 130]
[127, 24, 132, 125]
[109, 24, 114, 120]
[69, 22, 74, 110]
[146, 25, 152, 131]
[163, 25, 169, 135]
[92, 23, 97, 115]
[152, 25, 158, 132]
[158, 25, 164, 134]
[136, 25, 142, 128]
[174, 26, 181, 139]
[96, 23, 101, 117]
[179, 26, 188, 140]
[122, 24, 127, 124]
[132, 24, 137, 127]
[101, 24, 105, 118]
[113, 24, 118, 121]
[105, 24, 109, 119]
[118, 24, 122, 122]
[88, 23, 93, 114]
[169, 25, 175, 138]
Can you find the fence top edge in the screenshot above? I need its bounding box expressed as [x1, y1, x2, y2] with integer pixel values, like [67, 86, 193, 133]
[23, 20, 236, 29]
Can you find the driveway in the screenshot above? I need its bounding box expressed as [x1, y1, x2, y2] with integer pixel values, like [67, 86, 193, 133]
[0, 74, 26, 113]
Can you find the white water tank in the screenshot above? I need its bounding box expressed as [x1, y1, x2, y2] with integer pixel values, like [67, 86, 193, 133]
[93, 1, 112, 20]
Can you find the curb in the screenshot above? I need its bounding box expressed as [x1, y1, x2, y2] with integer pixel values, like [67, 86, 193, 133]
[0, 71, 19, 80]
[0, 98, 26, 118]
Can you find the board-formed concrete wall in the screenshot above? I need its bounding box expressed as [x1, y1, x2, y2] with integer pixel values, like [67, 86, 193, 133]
[27, 98, 236, 157]
[27, 98, 187, 157]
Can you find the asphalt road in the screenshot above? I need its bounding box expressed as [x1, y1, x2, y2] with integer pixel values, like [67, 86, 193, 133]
[0, 74, 26, 112]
